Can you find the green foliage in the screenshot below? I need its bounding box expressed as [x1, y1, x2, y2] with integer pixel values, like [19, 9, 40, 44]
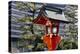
[64, 5, 78, 46]
[15, 2, 46, 52]
[17, 17, 33, 22]
[57, 39, 78, 50]
[64, 5, 78, 23]
[16, 2, 35, 11]
[22, 34, 34, 40]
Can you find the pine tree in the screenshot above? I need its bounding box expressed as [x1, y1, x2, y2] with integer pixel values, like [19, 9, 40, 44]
[15, 2, 46, 52]
[57, 5, 78, 50]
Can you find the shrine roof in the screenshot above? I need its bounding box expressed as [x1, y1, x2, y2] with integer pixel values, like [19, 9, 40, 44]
[33, 4, 71, 24]
[43, 5, 70, 23]
[44, 10, 69, 22]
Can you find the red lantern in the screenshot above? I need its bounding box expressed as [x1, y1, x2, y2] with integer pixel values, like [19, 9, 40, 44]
[33, 6, 69, 50]
[33, 15, 61, 50]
